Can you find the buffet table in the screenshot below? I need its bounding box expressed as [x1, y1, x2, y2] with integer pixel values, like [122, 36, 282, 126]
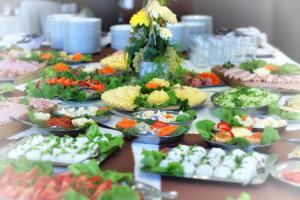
[8, 46, 300, 200]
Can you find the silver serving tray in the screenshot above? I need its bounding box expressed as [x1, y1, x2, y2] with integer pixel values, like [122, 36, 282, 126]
[10, 116, 87, 137]
[132, 110, 193, 129]
[210, 89, 281, 116]
[205, 139, 277, 151]
[0, 137, 113, 167]
[122, 130, 186, 145]
[271, 161, 300, 188]
[145, 153, 278, 186]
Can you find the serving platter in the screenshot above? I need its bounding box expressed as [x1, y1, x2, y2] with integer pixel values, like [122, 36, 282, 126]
[271, 161, 300, 188]
[210, 89, 281, 116]
[143, 149, 278, 185]
[212, 66, 300, 93]
[0, 137, 117, 167]
[10, 116, 87, 137]
[204, 139, 276, 151]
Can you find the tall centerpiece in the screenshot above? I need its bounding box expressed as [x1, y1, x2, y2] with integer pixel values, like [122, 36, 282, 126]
[125, 0, 180, 77]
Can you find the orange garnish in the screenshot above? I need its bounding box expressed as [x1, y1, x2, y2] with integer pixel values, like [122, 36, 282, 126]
[99, 106, 110, 111]
[158, 125, 178, 136]
[116, 118, 137, 129]
[197, 72, 221, 85]
[145, 82, 160, 90]
[264, 64, 278, 72]
[71, 53, 84, 61]
[99, 66, 116, 75]
[40, 53, 52, 60]
[91, 84, 105, 93]
[164, 114, 174, 119]
[54, 63, 71, 72]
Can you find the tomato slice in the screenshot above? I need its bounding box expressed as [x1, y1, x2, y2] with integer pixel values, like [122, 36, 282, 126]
[217, 122, 231, 132]
[151, 121, 168, 129]
[91, 180, 113, 200]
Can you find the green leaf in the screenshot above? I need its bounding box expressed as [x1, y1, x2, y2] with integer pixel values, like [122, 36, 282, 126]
[0, 157, 53, 175]
[98, 186, 139, 200]
[213, 108, 246, 126]
[101, 170, 133, 183]
[195, 120, 215, 140]
[262, 127, 280, 145]
[69, 160, 101, 177]
[227, 137, 250, 148]
[62, 190, 89, 200]
[240, 60, 267, 73]
[152, 162, 184, 176]
[141, 150, 166, 170]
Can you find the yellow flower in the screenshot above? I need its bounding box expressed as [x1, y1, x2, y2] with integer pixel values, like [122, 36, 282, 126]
[130, 9, 150, 28]
[159, 27, 173, 40]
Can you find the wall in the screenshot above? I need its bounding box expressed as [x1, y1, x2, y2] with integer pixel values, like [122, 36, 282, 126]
[273, 0, 300, 63]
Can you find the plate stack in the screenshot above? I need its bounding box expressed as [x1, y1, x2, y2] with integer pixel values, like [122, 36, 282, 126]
[167, 23, 188, 52]
[182, 15, 213, 34]
[47, 14, 76, 49]
[64, 18, 101, 54]
[110, 24, 131, 50]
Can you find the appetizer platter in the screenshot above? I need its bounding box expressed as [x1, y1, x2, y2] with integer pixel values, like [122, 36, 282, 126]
[26, 63, 129, 102]
[271, 161, 300, 188]
[0, 159, 165, 200]
[141, 145, 278, 185]
[269, 95, 300, 122]
[132, 110, 196, 128]
[182, 71, 225, 88]
[196, 108, 281, 150]
[19, 50, 93, 66]
[211, 87, 281, 115]
[116, 118, 189, 144]
[11, 109, 95, 136]
[102, 78, 208, 111]
[0, 97, 57, 139]
[0, 58, 46, 84]
[212, 60, 300, 93]
[2, 125, 124, 166]
[54, 105, 111, 124]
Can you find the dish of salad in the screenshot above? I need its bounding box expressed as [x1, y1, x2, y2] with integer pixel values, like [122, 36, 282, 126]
[141, 145, 276, 185]
[132, 110, 196, 124]
[26, 63, 130, 102]
[196, 108, 281, 149]
[55, 105, 111, 123]
[0, 158, 146, 200]
[269, 95, 300, 121]
[115, 118, 188, 144]
[5, 124, 123, 165]
[211, 87, 280, 108]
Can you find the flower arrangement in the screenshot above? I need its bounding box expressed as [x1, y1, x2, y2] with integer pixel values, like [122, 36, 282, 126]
[125, 0, 181, 76]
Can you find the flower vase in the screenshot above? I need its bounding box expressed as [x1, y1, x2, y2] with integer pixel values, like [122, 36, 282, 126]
[139, 61, 168, 77]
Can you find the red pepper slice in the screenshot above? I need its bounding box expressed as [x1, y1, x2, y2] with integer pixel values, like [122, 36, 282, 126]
[217, 122, 231, 132]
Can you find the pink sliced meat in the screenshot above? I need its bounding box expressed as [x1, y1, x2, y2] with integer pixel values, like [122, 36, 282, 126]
[0, 102, 27, 126]
[0, 58, 46, 78]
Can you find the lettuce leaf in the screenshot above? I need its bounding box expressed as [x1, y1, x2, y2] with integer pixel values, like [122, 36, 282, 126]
[141, 150, 166, 170]
[195, 120, 215, 140]
[213, 108, 245, 126]
[227, 137, 250, 148]
[62, 190, 89, 200]
[69, 160, 133, 183]
[97, 186, 139, 200]
[86, 124, 124, 159]
[240, 60, 267, 73]
[262, 127, 280, 145]
[151, 162, 184, 176]
[0, 157, 53, 175]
